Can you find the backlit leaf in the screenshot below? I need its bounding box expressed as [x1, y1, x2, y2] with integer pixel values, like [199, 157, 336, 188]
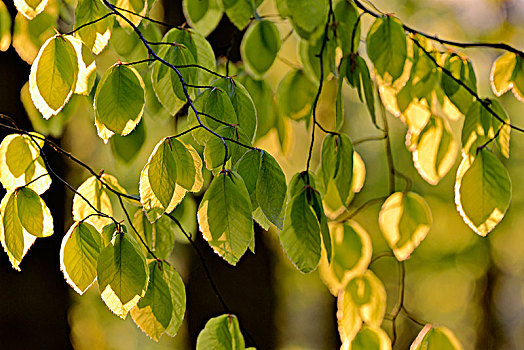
[222, 0, 263, 29]
[196, 314, 245, 350]
[366, 16, 407, 82]
[131, 261, 173, 341]
[342, 325, 391, 350]
[182, 0, 223, 37]
[0, 1, 12, 51]
[97, 231, 148, 319]
[379, 192, 432, 261]
[490, 52, 524, 102]
[455, 149, 511, 237]
[29, 35, 79, 119]
[16, 187, 53, 238]
[319, 221, 372, 296]
[411, 324, 463, 350]
[110, 119, 146, 163]
[299, 33, 336, 83]
[60, 221, 101, 294]
[286, 0, 327, 40]
[72, 174, 119, 231]
[256, 151, 287, 229]
[441, 53, 477, 116]
[277, 69, 317, 120]
[241, 20, 281, 78]
[74, 0, 113, 54]
[0, 191, 37, 270]
[94, 63, 145, 143]
[14, 0, 48, 20]
[132, 210, 176, 260]
[321, 133, 354, 203]
[114, 0, 147, 28]
[0, 133, 51, 194]
[334, 0, 360, 54]
[280, 187, 321, 273]
[163, 263, 186, 337]
[346, 55, 376, 126]
[410, 115, 458, 185]
[64, 35, 96, 95]
[197, 170, 254, 265]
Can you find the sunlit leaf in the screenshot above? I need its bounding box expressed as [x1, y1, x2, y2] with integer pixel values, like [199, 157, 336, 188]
[16, 187, 53, 237]
[280, 186, 321, 273]
[319, 221, 372, 296]
[222, 0, 263, 30]
[131, 210, 176, 260]
[72, 174, 120, 232]
[64, 35, 96, 95]
[441, 53, 477, 116]
[151, 43, 196, 115]
[409, 115, 458, 185]
[379, 192, 432, 261]
[455, 149, 511, 237]
[131, 260, 173, 341]
[411, 324, 463, 350]
[94, 63, 145, 143]
[0, 133, 51, 194]
[338, 270, 387, 342]
[342, 325, 391, 350]
[197, 170, 254, 265]
[321, 133, 354, 203]
[182, 0, 223, 37]
[286, 0, 327, 40]
[60, 221, 101, 294]
[490, 52, 524, 102]
[0, 0, 12, 51]
[366, 15, 407, 82]
[277, 69, 317, 120]
[0, 191, 37, 270]
[163, 263, 186, 337]
[241, 20, 281, 78]
[74, 0, 113, 54]
[29, 35, 78, 119]
[97, 231, 149, 319]
[110, 119, 146, 163]
[461, 99, 510, 158]
[14, 0, 48, 20]
[196, 314, 245, 350]
[114, 0, 147, 28]
[256, 151, 287, 229]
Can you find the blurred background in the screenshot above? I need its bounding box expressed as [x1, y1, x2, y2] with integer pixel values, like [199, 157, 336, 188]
[1, 0, 524, 349]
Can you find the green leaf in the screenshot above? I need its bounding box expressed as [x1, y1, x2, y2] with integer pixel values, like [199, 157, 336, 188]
[256, 151, 287, 229]
[197, 170, 254, 265]
[299, 34, 336, 83]
[131, 261, 173, 341]
[379, 192, 432, 261]
[346, 55, 376, 127]
[366, 15, 407, 82]
[163, 263, 186, 337]
[182, 0, 223, 37]
[241, 20, 281, 78]
[152, 43, 196, 115]
[490, 52, 524, 102]
[114, 0, 147, 28]
[0, 191, 37, 270]
[337, 271, 387, 342]
[196, 314, 245, 350]
[455, 149, 511, 237]
[97, 231, 149, 319]
[461, 100, 510, 158]
[110, 119, 146, 163]
[234, 149, 261, 207]
[14, 0, 48, 20]
[222, 0, 262, 29]
[72, 174, 119, 231]
[0, 133, 51, 194]
[74, 0, 113, 54]
[239, 75, 275, 141]
[16, 187, 53, 237]
[286, 0, 327, 40]
[280, 187, 321, 273]
[131, 210, 176, 260]
[342, 325, 391, 350]
[213, 78, 258, 142]
[101, 222, 117, 246]
[94, 63, 145, 143]
[64, 35, 97, 95]
[410, 115, 458, 185]
[319, 221, 372, 295]
[29, 35, 79, 119]
[60, 221, 101, 294]
[308, 187, 332, 263]
[140, 137, 203, 223]
[321, 134, 354, 202]
[411, 324, 463, 350]
[203, 126, 251, 171]
[0, 0, 12, 52]
[333, 0, 360, 54]
[277, 69, 317, 120]
[441, 53, 477, 116]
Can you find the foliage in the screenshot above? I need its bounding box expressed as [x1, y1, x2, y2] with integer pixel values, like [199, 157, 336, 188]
[0, 0, 522, 348]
